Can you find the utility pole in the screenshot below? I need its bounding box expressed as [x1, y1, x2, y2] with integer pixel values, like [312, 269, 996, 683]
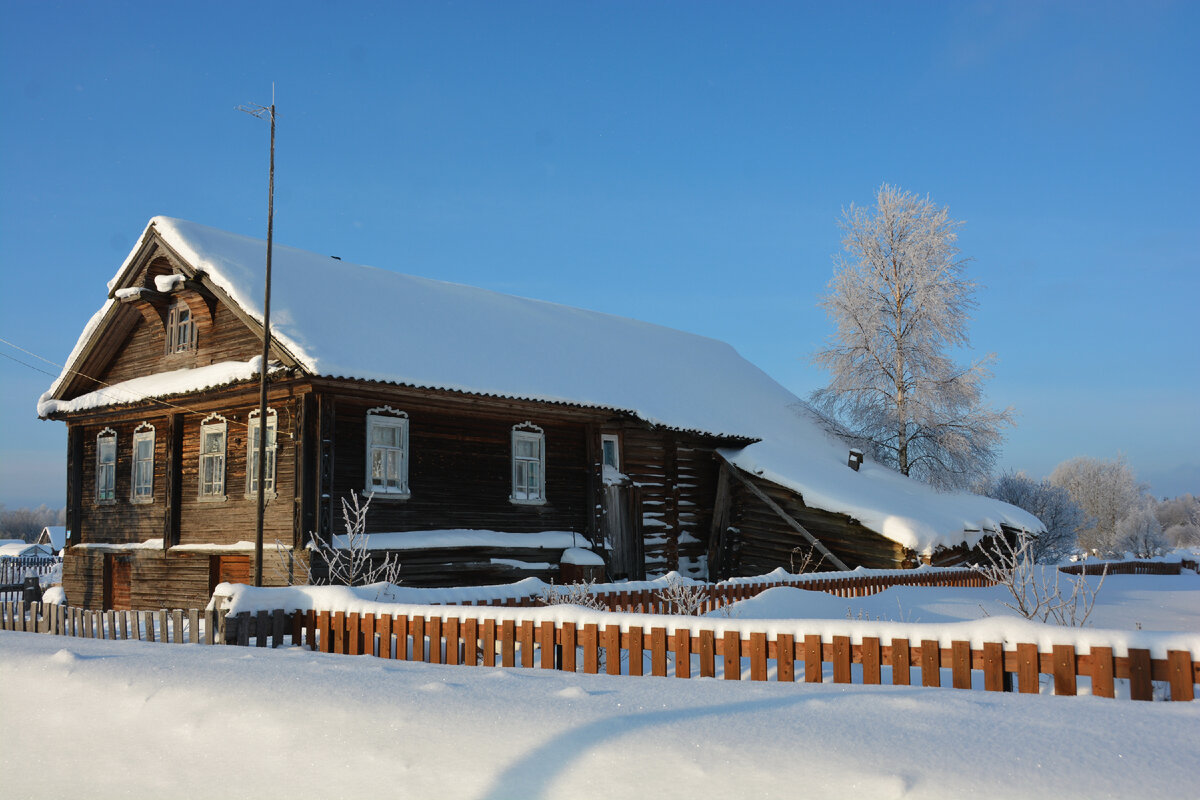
[238, 87, 275, 587]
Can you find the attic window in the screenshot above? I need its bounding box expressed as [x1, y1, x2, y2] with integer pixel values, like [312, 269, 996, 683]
[166, 301, 196, 354]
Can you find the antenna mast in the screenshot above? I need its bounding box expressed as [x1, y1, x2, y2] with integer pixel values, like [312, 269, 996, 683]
[238, 86, 276, 588]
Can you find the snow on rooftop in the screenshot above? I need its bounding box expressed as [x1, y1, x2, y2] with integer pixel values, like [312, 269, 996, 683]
[43, 216, 1043, 554]
[38, 357, 268, 417]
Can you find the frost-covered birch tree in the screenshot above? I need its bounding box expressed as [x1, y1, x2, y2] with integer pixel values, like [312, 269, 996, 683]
[811, 184, 1013, 489]
[1049, 454, 1146, 554]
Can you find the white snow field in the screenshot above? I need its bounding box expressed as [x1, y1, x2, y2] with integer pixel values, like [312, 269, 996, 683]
[2, 630, 1198, 800]
[4, 570, 1200, 799]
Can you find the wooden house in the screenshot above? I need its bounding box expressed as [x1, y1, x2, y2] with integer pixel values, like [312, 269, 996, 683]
[38, 218, 1042, 610]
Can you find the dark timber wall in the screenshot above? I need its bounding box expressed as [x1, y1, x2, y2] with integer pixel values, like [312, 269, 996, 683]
[720, 468, 910, 576]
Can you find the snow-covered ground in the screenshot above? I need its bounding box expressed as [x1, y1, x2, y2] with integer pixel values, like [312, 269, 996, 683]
[720, 573, 1200, 632]
[2, 629, 1197, 800]
[4, 571, 1200, 798]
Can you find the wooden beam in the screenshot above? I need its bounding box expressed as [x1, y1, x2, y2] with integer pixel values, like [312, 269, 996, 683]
[707, 460, 733, 579]
[725, 464, 850, 571]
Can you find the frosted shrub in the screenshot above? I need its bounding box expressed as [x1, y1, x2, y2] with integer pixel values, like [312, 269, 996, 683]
[978, 531, 1105, 627]
[979, 471, 1085, 562]
[539, 578, 608, 611]
[276, 491, 402, 586]
[655, 575, 710, 616]
[1114, 507, 1168, 559]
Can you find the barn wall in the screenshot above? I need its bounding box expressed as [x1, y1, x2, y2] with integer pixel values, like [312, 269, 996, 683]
[722, 469, 909, 576]
[97, 301, 262, 389]
[323, 390, 596, 536]
[615, 427, 720, 578]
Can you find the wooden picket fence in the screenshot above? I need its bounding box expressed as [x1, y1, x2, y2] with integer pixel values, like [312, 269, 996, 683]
[1, 600, 223, 644]
[0, 556, 62, 601]
[452, 568, 997, 613]
[1059, 560, 1191, 576]
[4, 599, 1197, 702]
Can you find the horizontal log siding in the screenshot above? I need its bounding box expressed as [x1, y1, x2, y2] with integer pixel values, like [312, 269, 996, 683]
[95, 297, 263, 390]
[62, 548, 104, 610]
[71, 417, 169, 545]
[61, 547, 295, 610]
[175, 391, 299, 548]
[620, 428, 676, 575]
[675, 441, 718, 577]
[327, 393, 594, 535]
[65, 386, 303, 551]
[728, 470, 908, 574]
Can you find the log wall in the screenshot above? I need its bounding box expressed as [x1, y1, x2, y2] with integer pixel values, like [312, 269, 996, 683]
[723, 468, 909, 575]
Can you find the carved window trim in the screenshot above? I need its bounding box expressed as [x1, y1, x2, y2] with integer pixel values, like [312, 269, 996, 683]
[165, 300, 197, 354]
[245, 408, 278, 498]
[365, 407, 410, 498]
[510, 422, 546, 505]
[96, 428, 117, 505]
[130, 422, 155, 504]
[199, 413, 227, 501]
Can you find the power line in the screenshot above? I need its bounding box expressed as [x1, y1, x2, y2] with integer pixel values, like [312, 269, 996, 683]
[0, 335, 287, 437]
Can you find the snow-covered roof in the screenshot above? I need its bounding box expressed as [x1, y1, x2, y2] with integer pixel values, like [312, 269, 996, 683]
[37, 526, 67, 550]
[41, 216, 1043, 554]
[0, 541, 54, 559]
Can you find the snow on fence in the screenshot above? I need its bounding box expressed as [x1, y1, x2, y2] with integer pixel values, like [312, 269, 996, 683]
[3, 598, 1197, 702]
[1059, 560, 1192, 576]
[448, 567, 995, 613]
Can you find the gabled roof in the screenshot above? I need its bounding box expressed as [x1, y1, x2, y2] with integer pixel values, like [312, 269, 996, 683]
[40, 216, 1043, 553]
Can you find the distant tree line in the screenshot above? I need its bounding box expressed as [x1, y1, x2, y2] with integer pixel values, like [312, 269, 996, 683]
[979, 455, 1199, 562]
[0, 504, 65, 542]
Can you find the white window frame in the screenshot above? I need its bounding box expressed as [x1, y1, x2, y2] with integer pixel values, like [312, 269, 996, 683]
[365, 407, 410, 497]
[166, 301, 196, 354]
[96, 428, 117, 504]
[601, 433, 621, 470]
[510, 422, 546, 505]
[245, 408, 278, 497]
[198, 413, 227, 500]
[131, 423, 155, 504]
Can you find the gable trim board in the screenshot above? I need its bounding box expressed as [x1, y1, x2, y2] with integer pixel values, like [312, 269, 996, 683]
[39, 217, 1042, 609]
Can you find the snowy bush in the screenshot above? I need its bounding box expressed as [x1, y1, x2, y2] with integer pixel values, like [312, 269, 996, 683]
[277, 492, 402, 586]
[979, 471, 1085, 562]
[978, 531, 1104, 626]
[1154, 494, 1200, 547]
[538, 578, 608, 610]
[1049, 455, 1145, 555]
[1114, 506, 1168, 559]
[655, 575, 710, 616]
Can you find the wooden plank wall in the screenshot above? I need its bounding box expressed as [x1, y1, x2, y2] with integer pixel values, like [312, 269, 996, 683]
[619, 428, 720, 578]
[725, 469, 908, 575]
[326, 392, 595, 535]
[65, 388, 303, 551]
[98, 302, 262, 389]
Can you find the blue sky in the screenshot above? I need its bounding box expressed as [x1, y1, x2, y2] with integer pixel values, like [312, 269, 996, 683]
[2, 1, 1197, 508]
